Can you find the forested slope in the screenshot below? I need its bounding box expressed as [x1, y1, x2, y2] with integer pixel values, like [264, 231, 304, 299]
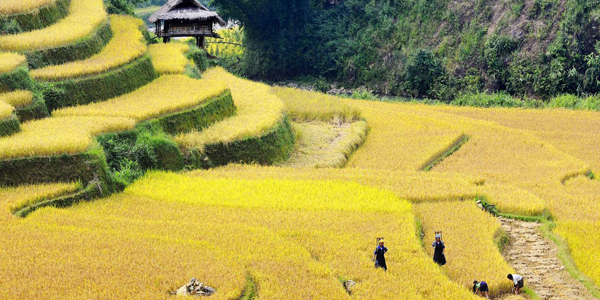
[213, 0, 600, 100]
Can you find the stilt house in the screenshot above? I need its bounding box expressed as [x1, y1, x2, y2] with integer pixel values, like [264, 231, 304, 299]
[149, 0, 226, 48]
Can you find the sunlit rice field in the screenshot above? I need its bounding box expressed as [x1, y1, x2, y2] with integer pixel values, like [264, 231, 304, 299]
[0, 116, 135, 159]
[54, 75, 227, 121]
[0, 52, 26, 74]
[0, 173, 478, 300]
[175, 68, 285, 150]
[0, 0, 55, 15]
[0, 90, 34, 108]
[148, 43, 190, 75]
[30, 15, 147, 80]
[0, 0, 107, 51]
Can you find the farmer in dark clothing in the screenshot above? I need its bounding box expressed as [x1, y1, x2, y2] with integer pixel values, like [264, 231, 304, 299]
[373, 239, 388, 271]
[473, 280, 490, 298]
[432, 233, 446, 265]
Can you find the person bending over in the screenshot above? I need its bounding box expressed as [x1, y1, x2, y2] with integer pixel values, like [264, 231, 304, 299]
[507, 274, 524, 294]
[472, 280, 489, 298]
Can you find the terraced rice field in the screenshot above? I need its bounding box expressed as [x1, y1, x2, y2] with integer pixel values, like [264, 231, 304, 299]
[0, 0, 107, 51]
[1, 3, 600, 299]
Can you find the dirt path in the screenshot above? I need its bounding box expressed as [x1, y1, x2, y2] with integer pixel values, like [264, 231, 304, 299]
[500, 218, 596, 300]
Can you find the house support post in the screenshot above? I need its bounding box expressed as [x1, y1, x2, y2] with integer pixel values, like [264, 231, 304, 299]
[196, 36, 205, 49]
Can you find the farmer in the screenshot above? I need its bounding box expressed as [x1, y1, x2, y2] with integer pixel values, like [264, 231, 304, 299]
[373, 239, 388, 271]
[507, 274, 524, 294]
[432, 233, 446, 265]
[472, 280, 490, 298]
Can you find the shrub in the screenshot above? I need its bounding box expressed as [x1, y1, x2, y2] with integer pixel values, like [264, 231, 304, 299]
[404, 49, 445, 98]
[580, 94, 600, 110]
[187, 46, 209, 72]
[452, 93, 524, 108]
[548, 94, 580, 108]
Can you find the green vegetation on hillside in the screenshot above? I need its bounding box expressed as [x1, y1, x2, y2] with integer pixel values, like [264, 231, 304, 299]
[211, 0, 600, 101]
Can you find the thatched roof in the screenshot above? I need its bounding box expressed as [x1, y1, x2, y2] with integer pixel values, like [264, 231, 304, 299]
[148, 0, 226, 26]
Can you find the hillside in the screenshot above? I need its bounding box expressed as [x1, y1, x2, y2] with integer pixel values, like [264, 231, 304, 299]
[322, 0, 600, 98]
[1, 1, 600, 299]
[211, 0, 600, 100]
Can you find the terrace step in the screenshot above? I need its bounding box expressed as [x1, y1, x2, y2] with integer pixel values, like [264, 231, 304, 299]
[500, 218, 595, 300]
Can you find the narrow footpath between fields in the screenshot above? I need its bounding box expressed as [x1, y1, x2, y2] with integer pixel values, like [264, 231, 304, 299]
[499, 218, 596, 300]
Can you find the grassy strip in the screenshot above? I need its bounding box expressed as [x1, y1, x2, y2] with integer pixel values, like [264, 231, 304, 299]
[46, 55, 157, 110]
[540, 221, 600, 298]
[25, 20, 112, 69]
[0, 66, 33, 92]
[186, 115, 296, 168]
[0, 0, 70, 33]
[496, 211, 549, 223]
[560, 167, 593, 184]
[13, 182, 103, 218]
[420, 134, 469, 171]
[237, 274, 257, 300]
[0, 143, 113, 189]
[522, 287, 542, 300]
[156, 89, 235, 135]
[494, 227, 510, 253]
[14, 95, 49, 122]
[0, 115, 20, 137]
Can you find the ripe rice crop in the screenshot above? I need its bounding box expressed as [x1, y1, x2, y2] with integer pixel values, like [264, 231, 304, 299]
[0, 52, 26, 74]
[414, 201, 515, 296]
[425, 105, 600, 178]
[478, 184, 546, 216]
[0, 101, 14, 119]
[206, 27, 244, 59]
[555, 221, 600, 286]
[185, 165, 483, 203]
[0, 0, 107, 51]
[0, 90, 34, 108]
[148, 43, 190, 75]
[54, 75, 227, 121]
[0, 0, 55, 15]
[399, 104, 590, 184]
[0, 173, 477, 299]
[346, 102, 466, 171]
[271, 86, 361, 122]
[0, 116, 135, 159]
[528, 177, 600, 223]
[31, 15, 147, 81]
[175, 68, 284, 151]
[0, 182, 80, 219]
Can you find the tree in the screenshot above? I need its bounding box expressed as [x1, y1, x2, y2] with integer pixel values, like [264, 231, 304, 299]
[583, 43, 600, 94]
[404, 49, 445, 98]
[104, 0, 148, 15]
[210, 0, 312, 79]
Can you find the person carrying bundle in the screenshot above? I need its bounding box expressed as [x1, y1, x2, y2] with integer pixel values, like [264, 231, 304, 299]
[432, 232, 446, 266]
[373, 237, 388, 271]
[507, 274, 524, 294]
[472, 280, 490, 298]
